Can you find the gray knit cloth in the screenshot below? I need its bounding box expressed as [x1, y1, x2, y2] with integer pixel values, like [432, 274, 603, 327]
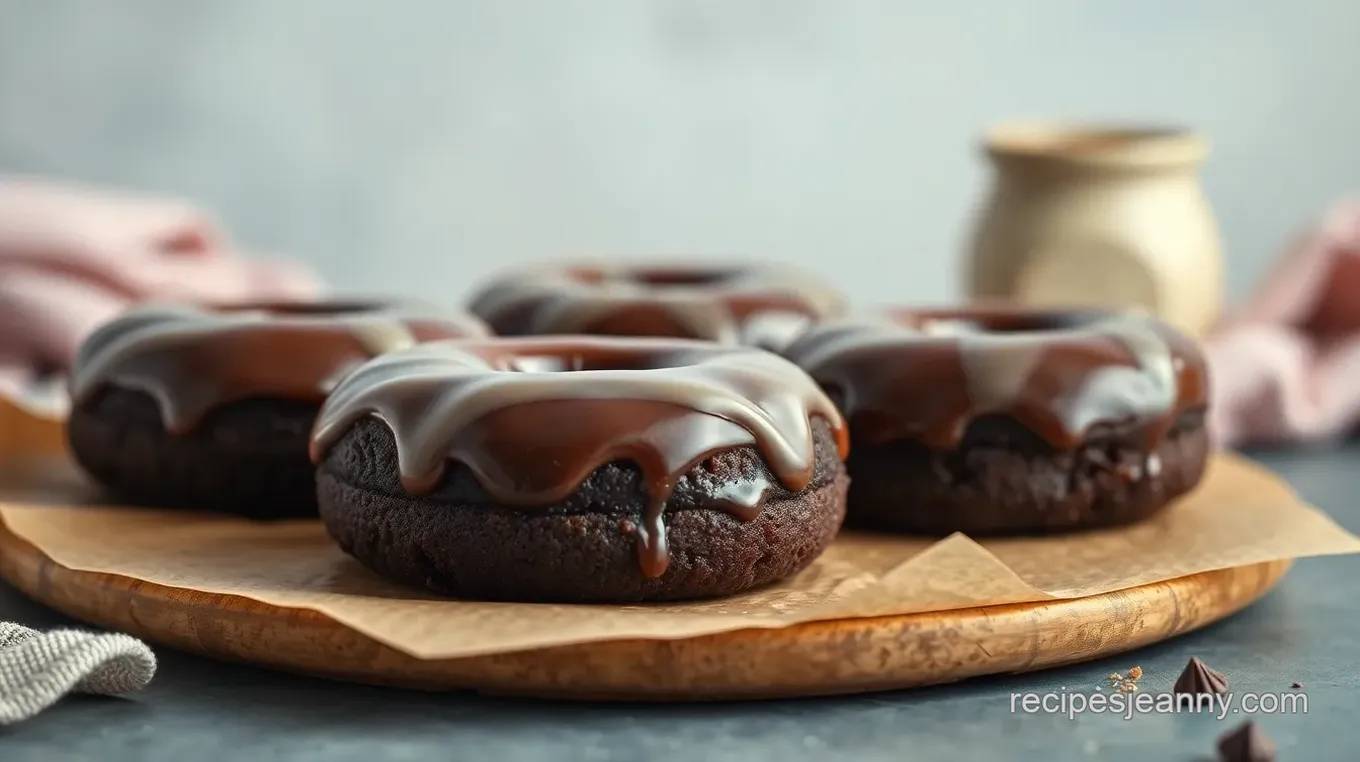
[0, 622, 156, 724]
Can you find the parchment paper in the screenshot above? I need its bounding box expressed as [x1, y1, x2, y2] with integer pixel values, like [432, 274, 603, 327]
[0, 393, 66, 459]
[0, 453, 1356, 660]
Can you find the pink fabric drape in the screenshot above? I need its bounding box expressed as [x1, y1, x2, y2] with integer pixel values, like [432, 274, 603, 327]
[0, 178, 321, 398]
[1206, 200, 1360, 447]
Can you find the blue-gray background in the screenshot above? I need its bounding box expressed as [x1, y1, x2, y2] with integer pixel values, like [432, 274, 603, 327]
[1, 0, 1356, 307]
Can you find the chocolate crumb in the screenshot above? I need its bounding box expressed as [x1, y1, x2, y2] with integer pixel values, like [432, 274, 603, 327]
[1174, 657, 1229, 696]
[1290, 681, 1302, 689]
[1217, 721, 1276, 762]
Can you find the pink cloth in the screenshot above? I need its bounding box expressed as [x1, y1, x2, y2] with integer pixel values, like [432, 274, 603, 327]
[0, 178, 321, 398]
[1207, 200, 1360, 447]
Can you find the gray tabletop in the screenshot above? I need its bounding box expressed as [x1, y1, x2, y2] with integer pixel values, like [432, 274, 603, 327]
[1, 446, 1356, 762]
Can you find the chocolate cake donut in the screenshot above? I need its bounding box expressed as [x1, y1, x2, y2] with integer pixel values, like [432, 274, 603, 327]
[467, 263, 845, 343]
[779, 307, 1210, 535]
[67, 300, 489, 518]
[309, 336, 850, 602]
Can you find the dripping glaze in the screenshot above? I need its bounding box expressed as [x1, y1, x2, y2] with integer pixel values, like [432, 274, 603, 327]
[780, 307, 1209, 454]
[308, 337, 849, 578]
[467, 264, 847, 342]
[70, 300, 488, 434]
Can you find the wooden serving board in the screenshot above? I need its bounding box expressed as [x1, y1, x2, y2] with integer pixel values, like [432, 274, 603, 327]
[0, 515, 1289, 701]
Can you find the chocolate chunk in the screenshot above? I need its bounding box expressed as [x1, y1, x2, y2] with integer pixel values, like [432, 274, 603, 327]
[1216, 721, 1276, 762]
[1174, 656, 1229, 695]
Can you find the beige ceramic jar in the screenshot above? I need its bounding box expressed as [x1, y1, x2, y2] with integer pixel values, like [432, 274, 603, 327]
[966, 123, 1223, 338]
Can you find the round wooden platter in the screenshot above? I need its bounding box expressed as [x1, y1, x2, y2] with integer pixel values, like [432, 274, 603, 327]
[0, 518, 1290, 701]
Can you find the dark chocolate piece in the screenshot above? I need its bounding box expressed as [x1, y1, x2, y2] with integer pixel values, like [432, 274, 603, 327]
[467, 264, 845, 342]
[1217, 721, 1277, 762]
[1290, 681, 1302, 689]
[1175, 656, 1230, 696]
[309, 337, 849, 581]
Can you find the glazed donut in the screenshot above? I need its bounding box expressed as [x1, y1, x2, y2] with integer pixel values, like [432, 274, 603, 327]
[779, 307, 1210, 535]
[467, 263, 846, 342]
[309, 336, 849, 602]
[67, 299, 489, 518]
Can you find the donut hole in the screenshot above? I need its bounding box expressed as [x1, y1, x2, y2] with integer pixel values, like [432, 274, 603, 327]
[631, 269, 737, 286]
[221, 300, 382, 317]
[508, 354, 640, 373]
[505, 351, 665, 374]
[903, 308, 1103, 336]
[565, 266, 737, 288]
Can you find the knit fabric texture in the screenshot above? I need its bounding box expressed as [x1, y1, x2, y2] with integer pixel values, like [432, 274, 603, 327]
[0, 622, 156, 724]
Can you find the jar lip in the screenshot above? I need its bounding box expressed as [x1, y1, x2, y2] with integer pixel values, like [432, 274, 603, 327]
[982, 122, 1207, 167]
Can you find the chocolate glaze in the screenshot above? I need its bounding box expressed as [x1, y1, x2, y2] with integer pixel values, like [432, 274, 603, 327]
[779, 307, 1208, 453]
[467, 264, 846, 342]
[70, 299, 489, 434]
[308, 337, 849, 577]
